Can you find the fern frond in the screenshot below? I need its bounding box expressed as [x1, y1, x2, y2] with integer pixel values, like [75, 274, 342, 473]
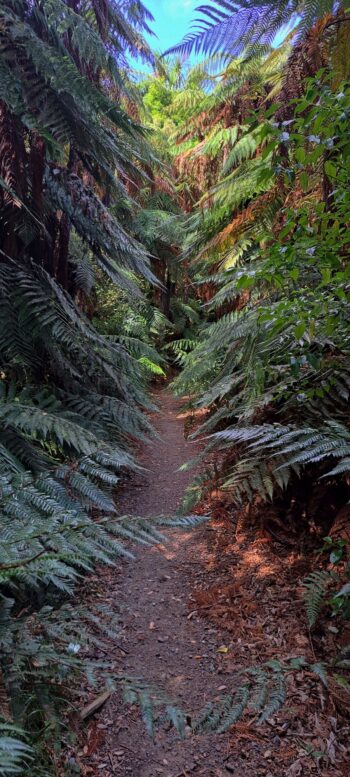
[216, 685, 251, 732]
[310, 663, 328, 687]
[123, 679, 186, 739]
[0, 725, 33, 776]
[163, 1, 328, 61]
[303, 571, 333, 627]
[258, 671, 286, 723]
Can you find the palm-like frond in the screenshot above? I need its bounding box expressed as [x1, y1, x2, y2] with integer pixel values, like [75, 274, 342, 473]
[164, 0, 336, 60]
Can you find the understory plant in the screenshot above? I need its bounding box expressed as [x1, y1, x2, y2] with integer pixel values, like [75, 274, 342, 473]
[169, 31, 350, 708]
[0, 0, 179, 771]
[176, 74, 350, 528]
[2, 0, 350, 769]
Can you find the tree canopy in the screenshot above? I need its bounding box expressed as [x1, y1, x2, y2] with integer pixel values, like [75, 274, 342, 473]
[1, 1, 350, 773]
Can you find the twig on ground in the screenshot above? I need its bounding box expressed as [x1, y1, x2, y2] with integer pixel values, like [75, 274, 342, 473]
[79, 690, 112, 720]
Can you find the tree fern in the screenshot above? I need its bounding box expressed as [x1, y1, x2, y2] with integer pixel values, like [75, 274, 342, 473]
[0, 5, 186, 771]
[164, 1, 338, 61]
[222, 126, 264, 174]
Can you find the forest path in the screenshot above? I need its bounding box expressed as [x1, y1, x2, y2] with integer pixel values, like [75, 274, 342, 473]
[81, 390, 348, 777]
[83, 389, 233, 777]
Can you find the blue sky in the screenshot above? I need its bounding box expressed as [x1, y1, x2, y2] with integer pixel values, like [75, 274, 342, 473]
[145, 0, 197, 55]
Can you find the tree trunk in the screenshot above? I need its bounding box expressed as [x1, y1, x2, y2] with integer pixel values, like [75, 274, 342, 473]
[0, 101, 27, 258]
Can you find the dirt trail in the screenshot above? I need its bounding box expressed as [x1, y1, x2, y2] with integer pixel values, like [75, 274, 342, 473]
[81, 390, 349, 777]
[83, 390, 233, 776]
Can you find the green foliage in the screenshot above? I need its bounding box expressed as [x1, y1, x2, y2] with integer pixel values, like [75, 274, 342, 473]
[123, 679, 186, 739]
[164, 0, 340, 61]
[192, 658, 327, 732]
[143, 78, 173, 126]
[0, 502, 208, 774]
[139, 57, 207, 132]
[303, 538, 350, 627]
[176, 77, 350, 520]
[169, 41, 350, 724]
[0, 2, 176, 772]
[303, 570, 333, 627]
[0, 726, 33, 776]
[2, 0, 350, 770]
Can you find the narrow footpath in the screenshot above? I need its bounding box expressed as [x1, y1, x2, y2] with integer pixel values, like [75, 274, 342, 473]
[82, 390, 233, 776]
[80, 390, 349, 777]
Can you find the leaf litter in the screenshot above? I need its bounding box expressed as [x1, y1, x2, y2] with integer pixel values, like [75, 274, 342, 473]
[66, 390, 350, 777]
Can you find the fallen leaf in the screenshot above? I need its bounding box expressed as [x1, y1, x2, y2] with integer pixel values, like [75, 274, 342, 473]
[86, 721, 105, 756]
[217, 646, 230, 654]
[295, 634, 309, 647]
[286, 760, 303, 776]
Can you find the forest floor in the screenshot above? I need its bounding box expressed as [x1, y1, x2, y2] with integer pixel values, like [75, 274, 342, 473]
[76, 389, 350, 777]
